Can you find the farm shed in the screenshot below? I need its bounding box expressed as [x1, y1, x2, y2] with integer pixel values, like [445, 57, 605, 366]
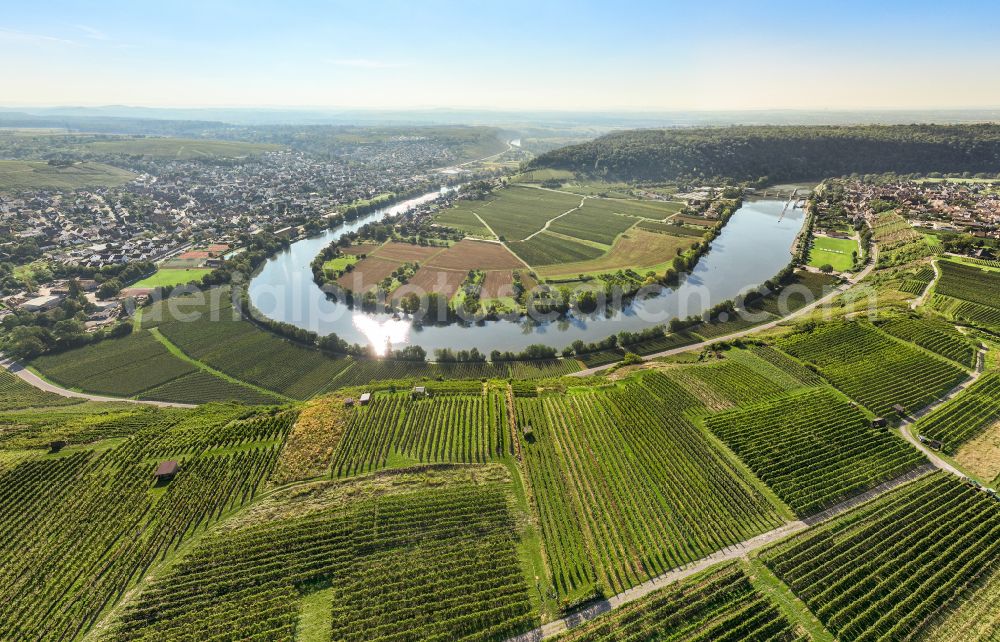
[344, 397, 355, 407]
[522, 424, 534, 442]
[154, 460, 179, 483]
[892, 403, 907, 416]
[871, 417, 888, 429]
[411, 386, 428, 399]
[359, 392, 371, 406]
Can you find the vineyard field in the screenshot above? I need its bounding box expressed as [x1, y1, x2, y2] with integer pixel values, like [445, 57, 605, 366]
[897, 265, 935, 295]
[105, 467, 537, 642]
[763, 472, 1000, 641]
[914, 372, 1000, 454]
[554, 562, 805, 642]
[705, 389, 926, 515]
[920, 562, 1000, 641]
[667, 349, 812, 412]
[138, 370, 283, 405]
[31, 331, 197, 397]
[0, 369, 85, 411]
[0, 404, 293, 640]
[516, 376, 785, 603]
[776, 321, 968, 417]
[877, 316, 977, 368]
[331, 390, 510, 477]
[931, 260, 1000, 328]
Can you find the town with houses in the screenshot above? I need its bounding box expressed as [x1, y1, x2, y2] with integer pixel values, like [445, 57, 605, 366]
[836, 178, 1000, 242]
[0, 136, 503, 333]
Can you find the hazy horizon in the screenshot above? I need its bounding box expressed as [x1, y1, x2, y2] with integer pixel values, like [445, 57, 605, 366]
[4, 0, 1000, 111]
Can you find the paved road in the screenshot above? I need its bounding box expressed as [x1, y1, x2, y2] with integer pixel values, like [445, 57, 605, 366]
[1, 356, 197, 409]
[571, 245, 879, 377]
[506, 463, 934, 642]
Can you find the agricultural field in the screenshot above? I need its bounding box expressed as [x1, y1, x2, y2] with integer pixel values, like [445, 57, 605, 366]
[775, 321, 968, 417]
[335, 256, 402, 292]
[80, 137, 281, 159]
[424, 238, 523, 270]
[369, 240, 443, 262]
[554, 563, 806, 642]
[636, 219, 707, 237]
[0, 159, 135, 190]
[929, 260, 1000, 327]
[807, 234, 857, 271]
[672, 214, 718, 227]
[535, 228, 695, 278]
[547, 201, 638, 244]
[467, 185, 581, 241]
[763, 471, 1000, 641]
[132, 268, 212, 288]
[876, 315, 978, 368]
[508, 232, 605, 267]
[396, 266, 466, 299]
[705, 388, 925, 515]
[330, 388, 510, 476]
[103, 467, 537, 641]
[432, 199, 497, 237]
[0, 404, 293, 641]
[480, 269, 515, 299]
[516, 372, 786, 603]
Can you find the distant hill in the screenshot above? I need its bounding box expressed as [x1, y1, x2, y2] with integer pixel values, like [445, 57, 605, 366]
[528, 124, 1000, 183]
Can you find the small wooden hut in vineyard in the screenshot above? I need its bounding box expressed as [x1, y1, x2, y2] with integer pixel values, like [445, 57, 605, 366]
[154, 460, 179, 483]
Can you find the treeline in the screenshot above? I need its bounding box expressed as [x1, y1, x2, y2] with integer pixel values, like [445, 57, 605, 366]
[529, 125, 1000, 183]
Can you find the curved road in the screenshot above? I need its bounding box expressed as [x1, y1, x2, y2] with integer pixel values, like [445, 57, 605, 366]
[1, 356, 196, 409]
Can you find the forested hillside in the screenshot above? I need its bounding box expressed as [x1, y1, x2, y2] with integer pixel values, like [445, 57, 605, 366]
[529, 125, 1000, 182]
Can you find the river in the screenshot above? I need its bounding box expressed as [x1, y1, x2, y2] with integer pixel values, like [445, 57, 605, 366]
[248, 190, 806, 354]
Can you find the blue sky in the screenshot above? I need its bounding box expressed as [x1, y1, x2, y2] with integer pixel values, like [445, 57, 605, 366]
[3, 0, 999, 110]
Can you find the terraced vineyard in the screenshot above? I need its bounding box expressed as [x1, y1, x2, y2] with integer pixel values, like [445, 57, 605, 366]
[763, 472, 1000, 641]
[516, 377, 785, 603]
[877, 316, 977, 367]
[554, 563, 805, 642]
[331, 389, 510, 477]
[776, 321, 968, 417]
[105, 469, 537, 641]
[0, 404, 293, 641]
[914, 372, 1000, 453]
[872, 212, 932, 267]
[897, 265, 935, 295]
[930, 260, 1000, 328]
[705, 388, 925, 515]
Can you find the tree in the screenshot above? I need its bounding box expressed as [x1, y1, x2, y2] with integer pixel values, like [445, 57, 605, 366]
[97, 278, 123, 300]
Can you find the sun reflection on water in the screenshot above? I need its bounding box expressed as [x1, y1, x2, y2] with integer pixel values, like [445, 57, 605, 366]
[352, 314, 412, 356]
